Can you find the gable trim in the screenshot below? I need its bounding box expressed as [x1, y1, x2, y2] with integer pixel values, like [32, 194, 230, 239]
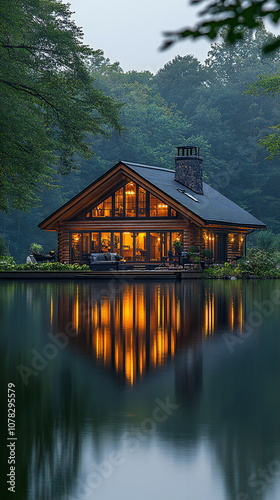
[39, 162, 205, 230]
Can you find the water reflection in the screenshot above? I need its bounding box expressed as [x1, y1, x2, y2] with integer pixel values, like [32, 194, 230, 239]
[1, 280, 280, 500]
[56, 280, 245, 386]
[58, 282, 194, 385]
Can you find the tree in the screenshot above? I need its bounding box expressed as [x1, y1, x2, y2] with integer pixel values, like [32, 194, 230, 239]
[161, 0, 280, 53]
[0, 0, 122, 211]
[246, 72, 280, 158]
[153, 55, 211, 115]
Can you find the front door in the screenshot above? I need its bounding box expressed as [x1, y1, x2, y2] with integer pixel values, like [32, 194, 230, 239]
[215, 233, 228, 263]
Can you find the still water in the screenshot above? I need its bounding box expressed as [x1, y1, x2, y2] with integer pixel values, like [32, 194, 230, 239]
[1, 279, 280, 500]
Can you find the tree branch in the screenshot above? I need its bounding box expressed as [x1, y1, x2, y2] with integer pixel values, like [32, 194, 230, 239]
[0, 78, 61, 113]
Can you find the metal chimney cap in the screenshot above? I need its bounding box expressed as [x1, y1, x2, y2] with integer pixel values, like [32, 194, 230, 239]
[176, 146, 201, 157]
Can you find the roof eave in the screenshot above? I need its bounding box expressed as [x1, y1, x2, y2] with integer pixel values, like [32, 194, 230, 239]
[204, 220, 266, 229]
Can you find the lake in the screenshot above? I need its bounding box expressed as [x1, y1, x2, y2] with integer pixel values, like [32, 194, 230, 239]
[1, 279, 280, 500]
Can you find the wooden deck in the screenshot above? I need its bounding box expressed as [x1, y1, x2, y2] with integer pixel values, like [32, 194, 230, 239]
[0, 269, 203, 280]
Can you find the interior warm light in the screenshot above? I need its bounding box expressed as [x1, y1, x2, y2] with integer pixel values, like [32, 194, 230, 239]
[125, 182, 135, 195]
[49, 296, 54, 327]
[73, 287, 80, 333]
[67, 284, 182, 387]
[158, 203, 168, 208]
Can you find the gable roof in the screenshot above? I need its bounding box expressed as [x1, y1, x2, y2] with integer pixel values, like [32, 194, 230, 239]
[122, 162, 266, 228]
[39, 160, 266, 230]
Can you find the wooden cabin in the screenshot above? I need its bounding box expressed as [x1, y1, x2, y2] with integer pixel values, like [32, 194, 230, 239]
[39, 146, 266, 264]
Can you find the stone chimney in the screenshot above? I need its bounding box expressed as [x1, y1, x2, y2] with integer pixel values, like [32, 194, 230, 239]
[174, 146, 203, 194]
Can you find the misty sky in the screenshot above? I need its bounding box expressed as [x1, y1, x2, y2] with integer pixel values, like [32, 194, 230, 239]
[68, 0, 212, 73]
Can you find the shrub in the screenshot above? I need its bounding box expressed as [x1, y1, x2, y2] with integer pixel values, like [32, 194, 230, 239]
[189, 246, 199, 253]
[202, 248, 213, 260]
[203, 262, 242, 278]
[0, 261, 90, 271]
[0, 237, 8, 256]
[255, 230, 279, 252]
[0, 256, 16, 269]
[239, 249, 280, 277]
[29, 243, 43, 254]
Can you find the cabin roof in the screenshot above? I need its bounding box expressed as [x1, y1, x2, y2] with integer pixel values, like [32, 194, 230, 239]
[123, 162, 266, 227]
[39, 160, 266, 229]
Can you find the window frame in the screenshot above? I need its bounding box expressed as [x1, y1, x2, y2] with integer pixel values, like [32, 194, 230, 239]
[83, 181, 178, 220]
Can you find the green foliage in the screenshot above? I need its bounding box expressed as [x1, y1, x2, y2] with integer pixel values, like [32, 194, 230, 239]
[161, 4, 280, 53]
[254, 230, 280, 252]
[0, 255, 15, 268]
[204, 262, 243, 278]
[0, 261, 89, 271]
[173, 240, 182, 248]
[241, 248, 280, 277]
[246, 72, 280, 158]
[0, 237, 8, 256]
[202, 249, 213, 259]
[204, 250, 280, 278]
[1, 28, 280, 261]
[189, 246, 199, 253]
[29, 243, 43, 254]
[0, 0, 121, 211]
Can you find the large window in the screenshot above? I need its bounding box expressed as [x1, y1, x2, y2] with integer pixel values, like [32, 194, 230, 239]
[71, 231, 182, 262]
[138, 187, 146, 217]
[150, 196, 168, 217]
[85, 180, 177, 219]
[125, 182, 136, 217]
[86, 197, 112, 217]
[115, 188, 124, 217]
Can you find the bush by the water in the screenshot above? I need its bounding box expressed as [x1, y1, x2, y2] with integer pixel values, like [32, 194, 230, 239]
[0, 257, 89, 271]
[253, 230, 280, 253]
[204, 249, 280, 279]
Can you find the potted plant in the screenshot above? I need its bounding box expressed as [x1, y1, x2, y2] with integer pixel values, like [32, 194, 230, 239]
[173, 240, 182, 255]
[193, 256, 201, 270]
[30, 243, 43, 255]
[202, 248, 213, 263]
[189, 245, 199, 255]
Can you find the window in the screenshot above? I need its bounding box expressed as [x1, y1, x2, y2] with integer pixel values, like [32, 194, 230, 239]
[138, 186, 146, 217]
[101, 232, 111, 252]
[150, 233, 162, 261]
[114, 188, 124, 217]
[135, 232, 146, 261]
[71, 233, 90, 261]
[70, 231, 182, 262]
[91, 233, 100, 253]
[71, 233, 81, 261]
[125, 182, 136, 217]
[84, 179, 177, 219]
[122, 232, 134, 261]
[86, 197, 112, 217]
[150, 195, 169, 217]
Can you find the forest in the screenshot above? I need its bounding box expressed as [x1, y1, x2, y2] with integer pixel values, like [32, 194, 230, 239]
[1, 21, 280, 262]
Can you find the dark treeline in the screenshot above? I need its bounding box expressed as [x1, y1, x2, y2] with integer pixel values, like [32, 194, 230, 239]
[1, 26, 280, 262]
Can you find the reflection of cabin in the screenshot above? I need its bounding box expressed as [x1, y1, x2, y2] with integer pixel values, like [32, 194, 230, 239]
[39, 146, 265, 264]
[52, 281, 245, 386]
[55, 281, 203, 386]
